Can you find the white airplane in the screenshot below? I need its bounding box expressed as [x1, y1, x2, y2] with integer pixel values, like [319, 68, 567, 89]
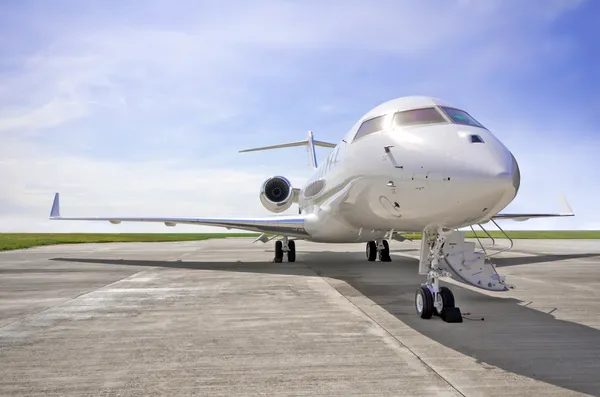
[49, 96, 574, 323]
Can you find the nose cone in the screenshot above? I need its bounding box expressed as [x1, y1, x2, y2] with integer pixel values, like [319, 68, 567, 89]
[451, 133, 517, 184]
[510, 152, 521, 194]
[455, 142, 520, 217]
[490, 151, 520, 194]
[475, 150, 520, 191]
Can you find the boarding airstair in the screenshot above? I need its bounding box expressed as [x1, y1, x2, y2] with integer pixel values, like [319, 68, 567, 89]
[469, 219, 515, 258]
[420, 221, 514, 292]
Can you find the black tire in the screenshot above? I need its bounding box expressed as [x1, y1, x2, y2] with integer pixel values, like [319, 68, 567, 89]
[435, 286, 455, 316]
[366, 241, 377, 261]
[379, 240, 391, 262]
[287, 240, 296, 263]
[274, 241, 283, 263]
[415, 287, 434, 319]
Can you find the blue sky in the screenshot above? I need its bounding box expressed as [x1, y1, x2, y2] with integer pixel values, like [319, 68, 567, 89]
[1, 0, 599, 232]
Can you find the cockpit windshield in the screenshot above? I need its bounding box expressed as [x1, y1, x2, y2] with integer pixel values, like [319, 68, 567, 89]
[440, 106, 485, 129]
[392, 107, 447, 127]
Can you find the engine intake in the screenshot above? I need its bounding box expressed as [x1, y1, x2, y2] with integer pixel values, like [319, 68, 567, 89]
[260, 176, 294, 213]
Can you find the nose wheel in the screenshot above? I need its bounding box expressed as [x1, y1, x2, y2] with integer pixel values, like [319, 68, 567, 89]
[415, 285, 461, 322]
[435, 286, 455, 316]
[415, 287, 434, 319]
[274, 237, 296, 263]
[366, 239, 391, 262]
[415, 231, 462, 323]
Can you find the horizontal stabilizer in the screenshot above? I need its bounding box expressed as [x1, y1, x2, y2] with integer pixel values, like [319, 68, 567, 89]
[240, 141, 311, 152]
[239, 131, 336, 169]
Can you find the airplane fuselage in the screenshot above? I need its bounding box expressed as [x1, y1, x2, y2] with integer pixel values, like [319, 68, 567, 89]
[298, 96, 520, 243]
[47, 95, 571, 320]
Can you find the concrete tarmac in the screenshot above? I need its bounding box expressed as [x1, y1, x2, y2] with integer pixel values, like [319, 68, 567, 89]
[1, 238, 600, 396]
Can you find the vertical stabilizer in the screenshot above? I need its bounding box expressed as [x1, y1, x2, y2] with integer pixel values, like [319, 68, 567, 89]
[306, 131, 318, 169]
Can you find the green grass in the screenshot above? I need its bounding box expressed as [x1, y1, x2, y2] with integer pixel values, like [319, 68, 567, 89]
[0, 233, 260, 252]
[1, 230, 599, 252]
[401, 230, 600, 240]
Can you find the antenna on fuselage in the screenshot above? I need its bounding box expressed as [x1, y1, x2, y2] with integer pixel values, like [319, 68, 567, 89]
[239, 131, 336, 169]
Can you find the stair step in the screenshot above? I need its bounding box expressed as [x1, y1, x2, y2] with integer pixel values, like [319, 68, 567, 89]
[441, 231, 508, 292]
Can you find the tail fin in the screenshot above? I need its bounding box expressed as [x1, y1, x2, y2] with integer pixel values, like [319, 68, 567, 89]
[239, 131, 336, 169]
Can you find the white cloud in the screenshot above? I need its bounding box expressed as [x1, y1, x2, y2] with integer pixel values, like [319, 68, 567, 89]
[2, 0, 582, 133]
[0, 0, 595, 232]
[0, 138, 310, 232]
[0, 98, 89, 132]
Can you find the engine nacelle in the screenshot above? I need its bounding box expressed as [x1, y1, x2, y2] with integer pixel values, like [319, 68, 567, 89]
[260, 176, 294, 213]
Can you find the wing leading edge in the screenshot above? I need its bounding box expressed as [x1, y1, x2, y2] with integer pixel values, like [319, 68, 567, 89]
[49, 193, 309, 237]
[491, 195, 574, 222]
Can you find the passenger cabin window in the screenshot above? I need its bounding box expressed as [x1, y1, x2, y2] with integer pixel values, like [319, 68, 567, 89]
[353, 115, 389, 141]
[393, 107, 446, 127]
[440, 106, 485, 129]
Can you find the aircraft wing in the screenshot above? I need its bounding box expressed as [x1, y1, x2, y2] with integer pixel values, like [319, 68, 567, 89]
[491, 195, 574, 222]
[491, 212, 574, 222]
[48, 193, 309, 237]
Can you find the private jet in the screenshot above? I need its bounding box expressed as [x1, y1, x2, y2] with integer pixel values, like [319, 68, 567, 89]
[49, 96, 573, 323]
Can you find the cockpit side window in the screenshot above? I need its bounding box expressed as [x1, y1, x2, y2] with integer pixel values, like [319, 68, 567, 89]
[440, 106, 485, 129]
[392, 107, 447, 127]
[353, 115, 389, 141]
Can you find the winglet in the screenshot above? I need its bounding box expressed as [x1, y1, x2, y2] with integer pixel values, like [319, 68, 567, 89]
[492, 192, 575, 222]
[50, 193, 61, 218]
[559, 194, 574, 215]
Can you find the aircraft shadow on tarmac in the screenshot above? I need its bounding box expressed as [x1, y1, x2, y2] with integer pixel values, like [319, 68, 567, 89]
[53, 251, 600, 396]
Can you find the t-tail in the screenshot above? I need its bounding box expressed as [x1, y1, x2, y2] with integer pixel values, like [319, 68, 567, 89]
[239, 131, 336, 169]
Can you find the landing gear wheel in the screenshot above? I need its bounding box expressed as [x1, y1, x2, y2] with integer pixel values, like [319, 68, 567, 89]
[415, 287, 434, 319]
[379, 240, 391, 262]
[274, 241, 283, 263]
[434, 286, 455, 316]
[366, 241, 377, 261]
[287, 240, 296, 263]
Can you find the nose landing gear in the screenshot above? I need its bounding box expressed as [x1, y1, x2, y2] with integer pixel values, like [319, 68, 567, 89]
[415, 232, 463, 323]
[366, 239, 391, 262]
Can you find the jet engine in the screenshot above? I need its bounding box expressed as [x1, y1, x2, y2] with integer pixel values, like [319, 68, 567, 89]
[260, 176, 294, 213]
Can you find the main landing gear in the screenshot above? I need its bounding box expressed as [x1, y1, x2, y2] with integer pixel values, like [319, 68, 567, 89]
[366, 239, 391, 262]
[274, 236, 296, 263]
[415, 232, 463, 323]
